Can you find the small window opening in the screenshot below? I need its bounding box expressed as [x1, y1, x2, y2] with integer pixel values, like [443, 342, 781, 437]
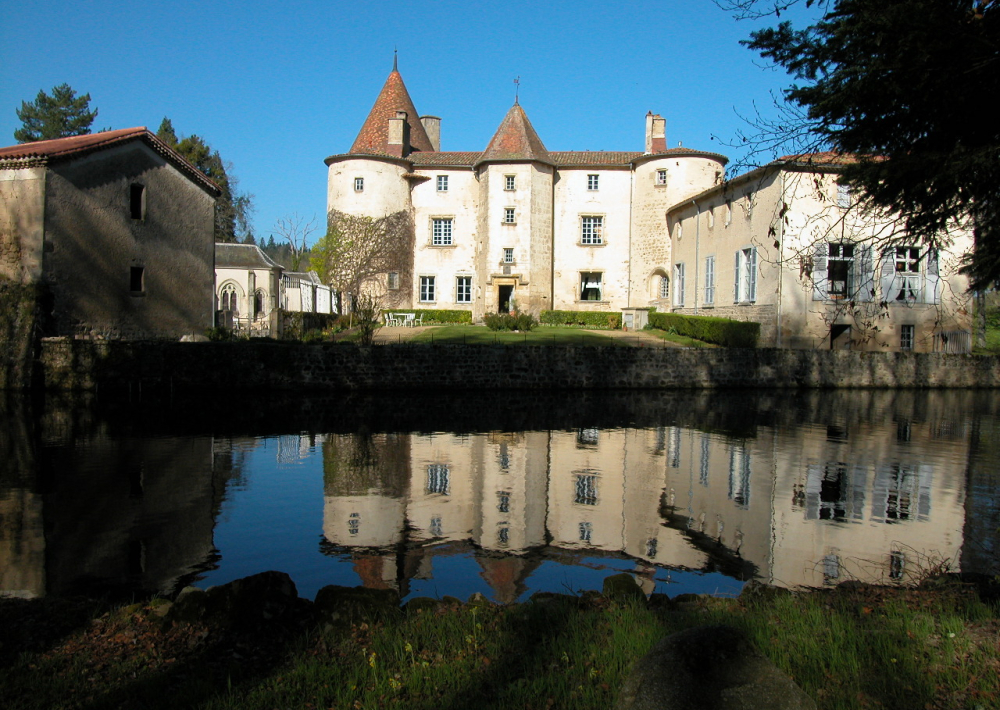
[130, 183, 145, 220]
[130, 266, 145, 293]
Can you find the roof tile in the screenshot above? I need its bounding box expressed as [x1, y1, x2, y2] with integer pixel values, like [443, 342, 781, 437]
[350, 69, 434, 156]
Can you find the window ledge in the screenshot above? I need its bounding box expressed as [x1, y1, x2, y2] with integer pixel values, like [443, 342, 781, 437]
[501, 221, 517, 226]
[428, 244, 457, 249]
[578, 242, 607, 248]
[575, 300, 610, 305]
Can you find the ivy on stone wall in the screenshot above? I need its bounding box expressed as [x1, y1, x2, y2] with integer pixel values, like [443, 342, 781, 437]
[0, 279, 41, 389]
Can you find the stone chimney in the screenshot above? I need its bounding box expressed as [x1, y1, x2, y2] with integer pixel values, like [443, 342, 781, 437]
[645, 112, 667, 154]
[420, 116, 441, 151]
[387, 110, 410, 157]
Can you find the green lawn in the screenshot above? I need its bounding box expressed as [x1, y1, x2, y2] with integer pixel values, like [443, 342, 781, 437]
[408, 325, 632, 346]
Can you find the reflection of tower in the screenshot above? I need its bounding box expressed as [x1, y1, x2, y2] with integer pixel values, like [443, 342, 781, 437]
[475, 431, 548, 554]
[322, 433, 410, 591]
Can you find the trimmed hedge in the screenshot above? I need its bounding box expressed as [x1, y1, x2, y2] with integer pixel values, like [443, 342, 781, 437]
[484, 312, 538, 331]
[385, 309, 472, 324]
[647, 312, 759, 348]
[540, 310, 622, 329]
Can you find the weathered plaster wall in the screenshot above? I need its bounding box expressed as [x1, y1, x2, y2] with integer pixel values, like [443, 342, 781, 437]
[327, 158, 411, 218]
[0, 167, 45, 283]
[36, 339, 1000, 392]
[44, 142, 215, 339]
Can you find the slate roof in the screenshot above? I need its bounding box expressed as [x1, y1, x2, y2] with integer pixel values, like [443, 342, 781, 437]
[476, 103, 552, 167]
[0, 127, 222, 196]
[215, 243, 283, 270]
[350, 66, 435, 155]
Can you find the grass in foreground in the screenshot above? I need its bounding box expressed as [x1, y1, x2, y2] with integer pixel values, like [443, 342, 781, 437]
[0, 582, 997, 710]
[408, 325, 630, 346]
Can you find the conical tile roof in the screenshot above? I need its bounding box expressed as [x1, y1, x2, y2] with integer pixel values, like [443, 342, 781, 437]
[476, 103, 552, 167]
[350, 65, 434, 155]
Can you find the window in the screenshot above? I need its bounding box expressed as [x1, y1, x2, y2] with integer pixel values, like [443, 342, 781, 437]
[704, 255, 716, 304]
[503, 247, 514, 264]
[426, 464, 450, 495]
[220, 283, 238, 313]
[575, 474, 598, 506]
[497, 526, 509, 546]
[673, 263, 685, 307]
[668, 427, 681, 468]
[707, 210, 715, 229]
[579, 521, 593, 543]
[699, 434, 711, 486]
[129, 184, 146, 220]
[827, 243, 855, 300]
[655, 169, 667, 185]
[354, 177, 364, 192]
[674, 221, 683, 240]
[587, 174, 599, 190]
[505, 174, 516, 191]
[823, 554, 841, 583]
[580, 272, 602, 301]
[728, 445, 751, 507]
[580, 215, 603, 244]
[497, 491, 511, 514]
[348, 512, 360, 536]
[130, 266, 144, 293]
[734, 247, 757, 303]
[420, 276, 435, 302]
[900, 324, 915, 351]
[725, 200, 732, 226]
[429, 516, 443, 537]
[503, 207, 515, 224]
[659, 275, 669, 300]
[456, 276, 472, 303]
[577, 428, 599, 447]
[836, 182, 851, 209]
[890, 551, 906, 580]
[895, 247, 921, 300]
[432, 218, 453, 245]
[436, 175, 448, 192]
[387, 272, 400, 290]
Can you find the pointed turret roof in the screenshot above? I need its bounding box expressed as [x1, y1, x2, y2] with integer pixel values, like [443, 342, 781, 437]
[349, 63, 434, 155]
[475, 103, 552, 167]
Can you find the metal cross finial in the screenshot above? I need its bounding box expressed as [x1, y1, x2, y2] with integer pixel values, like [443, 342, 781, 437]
[514, 76, 520, 104]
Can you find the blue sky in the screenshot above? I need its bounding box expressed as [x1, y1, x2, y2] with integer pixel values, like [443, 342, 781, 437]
[1, 0, 820, 246]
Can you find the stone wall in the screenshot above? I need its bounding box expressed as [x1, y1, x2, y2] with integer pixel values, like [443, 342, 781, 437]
[34, 338, 1000, 393]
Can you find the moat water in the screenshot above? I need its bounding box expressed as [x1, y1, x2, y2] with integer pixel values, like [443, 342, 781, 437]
[1, 389, 997, 602]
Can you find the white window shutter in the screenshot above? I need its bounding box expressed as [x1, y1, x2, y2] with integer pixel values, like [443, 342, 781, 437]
[749, 247, 758, 302]
[856, 245, 874, 302]
[924, 249, 940, 304]
[812, 243, 828, 301]
[734, 251, 742, 302]
[880, 249, 898, 302]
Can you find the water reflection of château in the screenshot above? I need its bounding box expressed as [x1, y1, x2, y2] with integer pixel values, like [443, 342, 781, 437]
[323, 390, 995, 600]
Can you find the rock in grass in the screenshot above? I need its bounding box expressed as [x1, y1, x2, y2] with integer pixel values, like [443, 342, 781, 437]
[404, 597, 443, 614]
[614, 625, 816, 710]
[603, 573, 646, 603]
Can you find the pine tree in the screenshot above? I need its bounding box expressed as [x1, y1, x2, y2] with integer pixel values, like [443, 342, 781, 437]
[15, 84, 98, 143]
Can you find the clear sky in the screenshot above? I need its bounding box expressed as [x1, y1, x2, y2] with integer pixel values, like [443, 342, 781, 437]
[0, 0, 820, 246]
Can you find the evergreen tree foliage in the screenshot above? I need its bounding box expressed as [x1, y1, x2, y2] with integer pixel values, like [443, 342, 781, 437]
[15, 83, 98, 143]
[740, 0, 1000, 287]
[156, 118, 254, 243]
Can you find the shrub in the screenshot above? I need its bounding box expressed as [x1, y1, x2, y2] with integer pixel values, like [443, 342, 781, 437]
[484, 312, 538, 331]
[384, 308, 472, 324]
[647, 312, 759, 348]
[539, 310, 622, 328]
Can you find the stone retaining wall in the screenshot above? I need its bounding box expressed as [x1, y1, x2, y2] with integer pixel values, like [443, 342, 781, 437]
[33, 338, 1000, 392]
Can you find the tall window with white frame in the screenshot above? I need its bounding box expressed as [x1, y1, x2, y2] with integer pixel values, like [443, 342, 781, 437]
[503, 247, 514, 264]
[673, 263, 685, 307]
[436, 175, 448, 192]
[900, 324, 915, 351]
[432, 218, 453, 246]
[503, 208, 515, 224]
[419, 276, 435, 303]
[456, 276, 472, 304]
[894, 246, 921, 300]
[704, 255, 716, 304]
[734, 247, 757, 303]
[580, 216, 603, 245]
[505, 174, 516, 191]
[587, 174, 599, 191]
[580, 272, 602, 301]
[659, 274, 669, 300]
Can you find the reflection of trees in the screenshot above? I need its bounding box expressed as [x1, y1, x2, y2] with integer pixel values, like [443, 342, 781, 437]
[323, 433, 410, 498]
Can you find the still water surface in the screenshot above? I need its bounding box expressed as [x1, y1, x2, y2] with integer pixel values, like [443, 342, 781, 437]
[1, 390, 997, 602]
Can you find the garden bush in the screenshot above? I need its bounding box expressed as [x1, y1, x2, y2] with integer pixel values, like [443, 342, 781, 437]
[647, 312, 759, 348]
[484, 312, 538, 331]
[539, 310, 622, 329]
[384, 308, 472, 324]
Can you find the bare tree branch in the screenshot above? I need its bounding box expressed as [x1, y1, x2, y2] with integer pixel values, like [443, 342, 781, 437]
[273, 213, 318, 271]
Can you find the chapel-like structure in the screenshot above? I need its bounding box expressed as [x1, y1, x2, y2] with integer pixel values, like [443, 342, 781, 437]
[325, 61, 728, 320]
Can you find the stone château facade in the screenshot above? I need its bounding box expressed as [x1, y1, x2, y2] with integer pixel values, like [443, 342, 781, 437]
[325, 61, 728, 321]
